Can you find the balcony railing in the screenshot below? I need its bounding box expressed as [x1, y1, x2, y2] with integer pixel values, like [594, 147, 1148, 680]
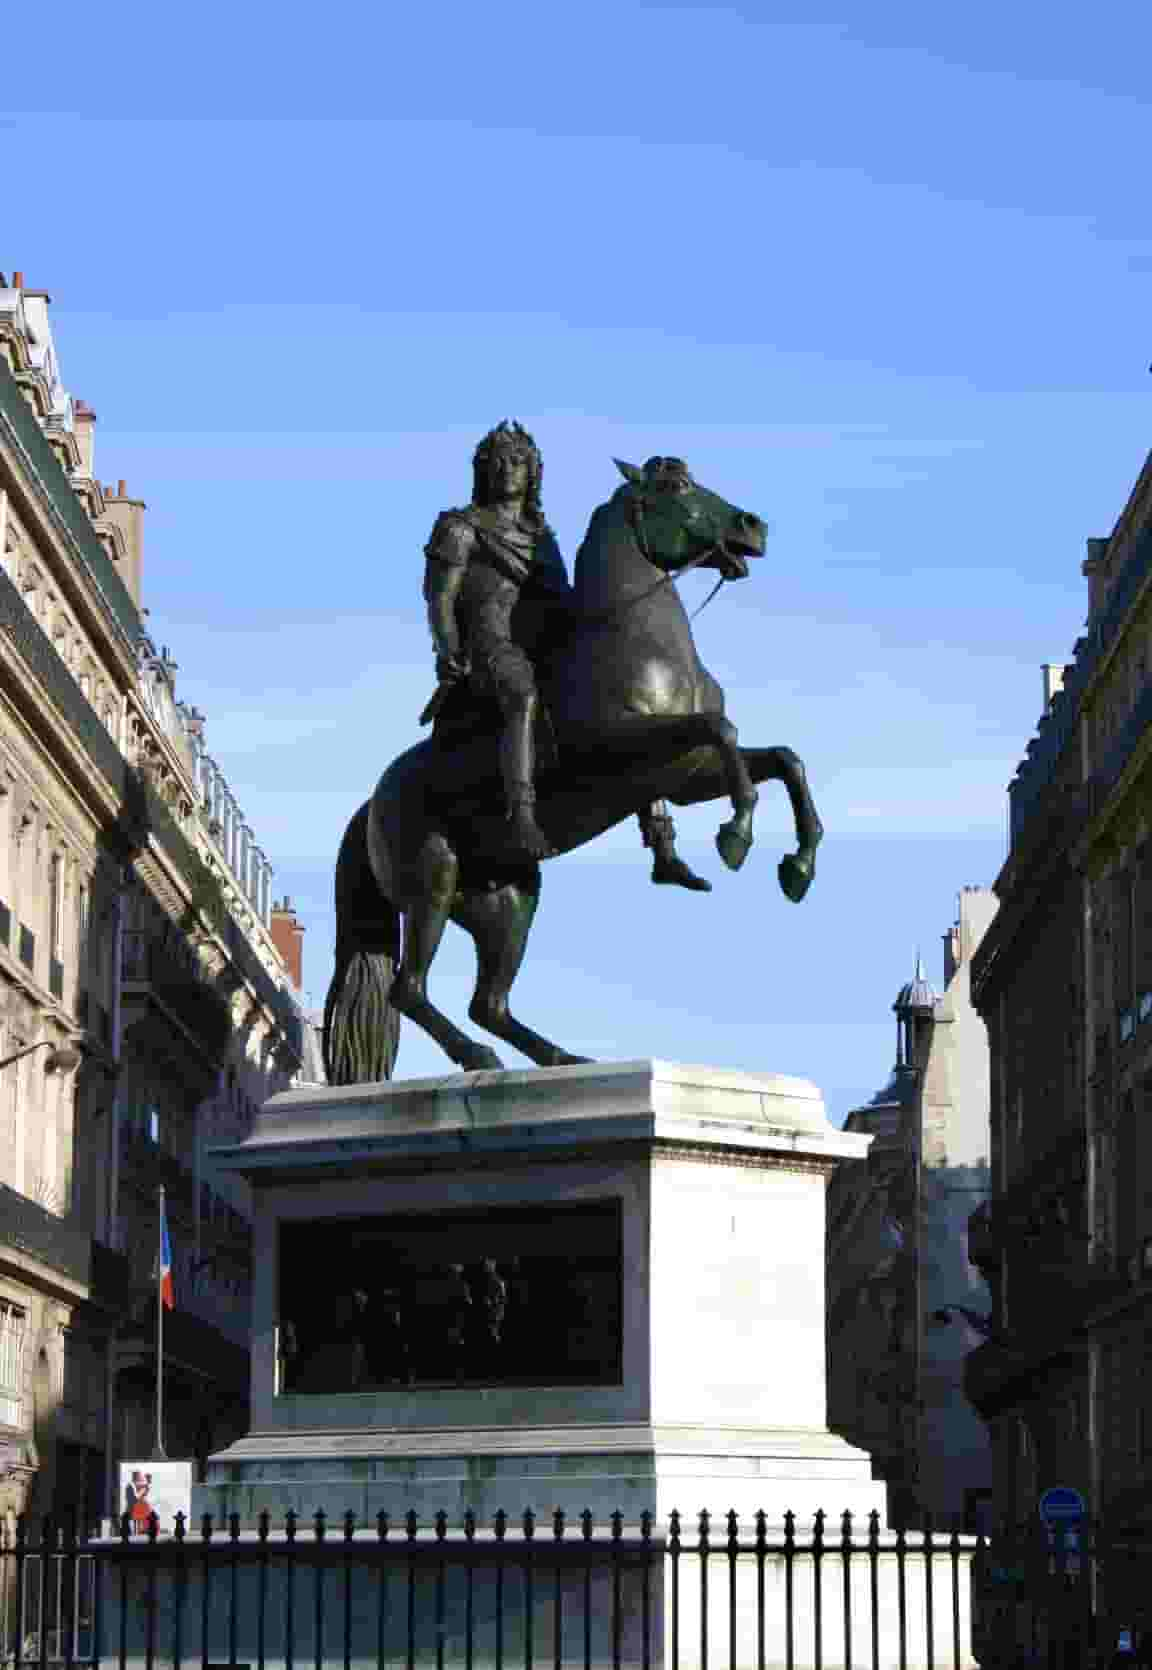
[122, 929, 233, 1056]
[0, 357, 141, 647]
[0, 1179, 90, 1287]
[1009, 518, 1152, 847]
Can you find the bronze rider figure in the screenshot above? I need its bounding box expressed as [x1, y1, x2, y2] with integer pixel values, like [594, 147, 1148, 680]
[422, 421, 710, 887]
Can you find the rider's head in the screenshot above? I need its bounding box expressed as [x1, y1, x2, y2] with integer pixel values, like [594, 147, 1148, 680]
[473, 421, 545, 521]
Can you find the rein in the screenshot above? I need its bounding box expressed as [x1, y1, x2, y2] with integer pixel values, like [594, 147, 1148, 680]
[569, 493, 731, 633]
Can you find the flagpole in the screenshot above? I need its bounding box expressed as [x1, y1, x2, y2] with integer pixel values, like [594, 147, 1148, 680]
[153, 1184, 167, 1460]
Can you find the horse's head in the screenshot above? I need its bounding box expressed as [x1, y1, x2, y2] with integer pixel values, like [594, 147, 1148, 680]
[614, 457, 765, 580]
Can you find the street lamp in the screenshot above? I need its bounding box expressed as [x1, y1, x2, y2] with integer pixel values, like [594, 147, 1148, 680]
[0, 1039, 86, 1074]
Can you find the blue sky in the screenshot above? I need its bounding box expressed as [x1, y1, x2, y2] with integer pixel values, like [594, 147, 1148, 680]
[7, 2, 1151, 1120]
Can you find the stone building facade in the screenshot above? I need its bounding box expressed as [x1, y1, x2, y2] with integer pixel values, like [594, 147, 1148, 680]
[827, 889, 996, 1529]
[0, 272, 307, 1525]
[969, 448, 1152, 1544]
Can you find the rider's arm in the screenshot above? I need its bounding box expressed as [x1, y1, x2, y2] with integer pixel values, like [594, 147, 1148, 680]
[423, 514, 474, 671]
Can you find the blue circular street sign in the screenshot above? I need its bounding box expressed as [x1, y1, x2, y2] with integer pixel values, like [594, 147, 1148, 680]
[1038, 1487, 1086, 1523]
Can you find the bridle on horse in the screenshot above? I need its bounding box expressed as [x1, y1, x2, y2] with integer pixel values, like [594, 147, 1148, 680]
[572, 490, 737, 633]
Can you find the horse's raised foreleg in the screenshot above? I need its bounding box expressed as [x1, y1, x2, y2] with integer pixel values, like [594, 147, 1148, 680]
[453, 874, 593, 1068]
[756, 746, 823, 900]
[389, 833, 505, 1072]
[569, 712, 759, 870]
[669, 745, 823, 902]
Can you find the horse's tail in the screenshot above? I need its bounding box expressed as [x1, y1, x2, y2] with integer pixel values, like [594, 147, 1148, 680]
[322, 801, 401, 1085]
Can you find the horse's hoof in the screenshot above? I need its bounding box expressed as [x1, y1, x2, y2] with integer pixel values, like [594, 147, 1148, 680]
[459, 1045, 505, 1072]
[778, 853, 814, 903]
[716, 819, 753, 872]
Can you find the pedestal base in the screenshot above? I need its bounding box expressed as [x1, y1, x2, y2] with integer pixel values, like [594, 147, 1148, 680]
[202, 1060, 885, 1531]
[196, 1422, 882, 1527]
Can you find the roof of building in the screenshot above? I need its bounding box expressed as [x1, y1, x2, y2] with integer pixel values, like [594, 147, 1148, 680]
[894, 954, 938, 1013]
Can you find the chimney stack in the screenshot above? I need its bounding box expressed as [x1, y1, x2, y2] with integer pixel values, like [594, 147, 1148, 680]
[72, 399, 97, 477]
[270, 897, 305, 991]
[12, 271, 23, 290]
[101, 480, 147, 607]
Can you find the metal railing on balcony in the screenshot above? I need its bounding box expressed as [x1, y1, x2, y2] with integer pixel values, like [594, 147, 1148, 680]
[121, 929, 234, 1056]
[0, 357, 141, 648]
[1009, 519, 1152, 848]
[0, 1179, 90, 1286]
[0, 564, 130, 802]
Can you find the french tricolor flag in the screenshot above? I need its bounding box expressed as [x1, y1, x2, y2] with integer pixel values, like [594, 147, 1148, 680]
[159, 1193, 175, 1311]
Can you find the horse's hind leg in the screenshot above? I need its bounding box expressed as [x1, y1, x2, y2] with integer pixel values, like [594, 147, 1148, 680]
[453, 873, 593, 1069]
[390, 833, 505, 1072]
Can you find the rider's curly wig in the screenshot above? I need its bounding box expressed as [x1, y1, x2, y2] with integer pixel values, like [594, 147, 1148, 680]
[472, 420, 545, 524]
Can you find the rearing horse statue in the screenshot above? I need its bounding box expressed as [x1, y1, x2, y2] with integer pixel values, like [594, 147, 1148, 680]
[323, 456, 823, 1082]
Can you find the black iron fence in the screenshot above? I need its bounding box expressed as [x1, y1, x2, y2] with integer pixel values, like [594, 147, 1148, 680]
[971, 1517, 1152, 1668]
[0, 1509, 981, 1670]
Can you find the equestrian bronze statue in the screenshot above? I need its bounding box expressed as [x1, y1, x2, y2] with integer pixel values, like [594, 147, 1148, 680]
[323, 432, 823, 1082]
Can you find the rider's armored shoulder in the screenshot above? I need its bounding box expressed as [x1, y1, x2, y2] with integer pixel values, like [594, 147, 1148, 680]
[424, 509, 476, 567]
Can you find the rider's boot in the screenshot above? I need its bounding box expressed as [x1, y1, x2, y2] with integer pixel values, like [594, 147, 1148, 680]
[639, 804, 712, 892]
[501, 698, 554, 859]
[507, 784, 554, 860]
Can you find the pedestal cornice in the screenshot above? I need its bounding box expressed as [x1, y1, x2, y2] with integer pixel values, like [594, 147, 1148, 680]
[210, 1059, 870, 1181]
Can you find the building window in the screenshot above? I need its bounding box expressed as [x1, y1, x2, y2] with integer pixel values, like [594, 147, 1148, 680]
[77, 884, 89, 961]
[0, 1300, 27, 1427]
[47, 852, 63, 998]
[46, 854, 59, 954]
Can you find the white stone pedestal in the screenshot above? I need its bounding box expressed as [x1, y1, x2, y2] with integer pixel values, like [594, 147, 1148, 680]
[197, 1060, 884, 1531]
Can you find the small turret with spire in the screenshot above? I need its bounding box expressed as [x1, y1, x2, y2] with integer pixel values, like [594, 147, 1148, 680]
[893, 952, 938, 1070]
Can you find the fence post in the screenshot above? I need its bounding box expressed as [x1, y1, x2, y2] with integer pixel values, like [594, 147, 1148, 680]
[669, 1510, 681, 1670]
